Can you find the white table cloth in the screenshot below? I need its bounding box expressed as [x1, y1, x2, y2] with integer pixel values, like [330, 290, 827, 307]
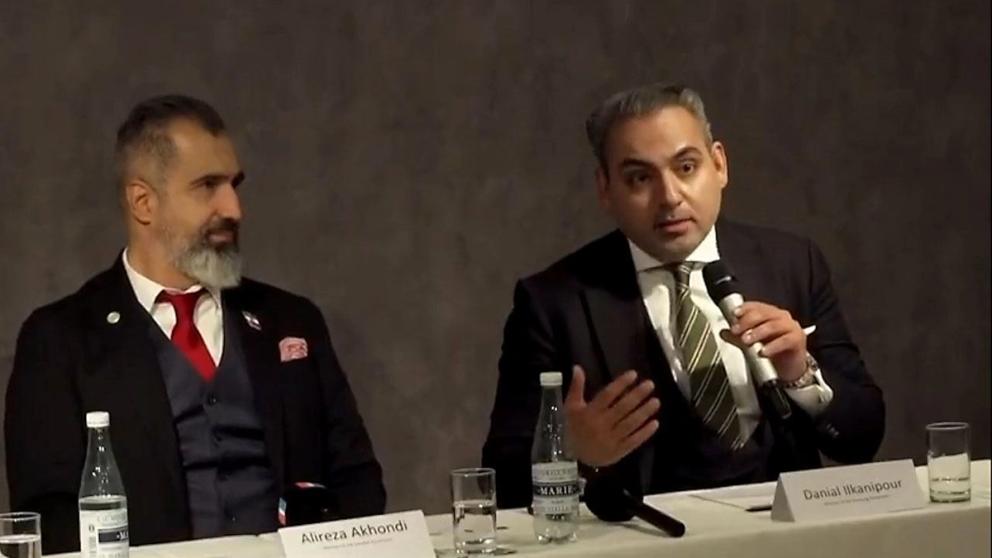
[49, 460, 991, 558]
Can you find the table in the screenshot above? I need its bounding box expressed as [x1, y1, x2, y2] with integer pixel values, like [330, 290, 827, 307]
[49, 460, 991, 557]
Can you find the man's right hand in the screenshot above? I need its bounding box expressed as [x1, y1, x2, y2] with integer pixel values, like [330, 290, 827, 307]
[564, 365, 660, 467]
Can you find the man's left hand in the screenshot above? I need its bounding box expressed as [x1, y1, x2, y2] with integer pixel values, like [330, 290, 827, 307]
[719, 301, 807, 382]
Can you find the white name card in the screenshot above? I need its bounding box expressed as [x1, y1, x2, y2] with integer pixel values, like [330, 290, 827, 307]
[279, 510, 435, 558]
[771, 459, 926, 522]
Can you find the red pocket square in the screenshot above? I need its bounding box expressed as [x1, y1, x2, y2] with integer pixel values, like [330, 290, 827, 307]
[279, 337, 309, 362]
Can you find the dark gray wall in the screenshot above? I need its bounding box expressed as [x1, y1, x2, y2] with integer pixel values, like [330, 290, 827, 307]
[1, 1, 988, 515]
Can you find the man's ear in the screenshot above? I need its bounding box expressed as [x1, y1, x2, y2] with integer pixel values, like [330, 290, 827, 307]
[710, 140, 729, 190]
[124, 179, 158, 225]
[595, 166, 611, 211]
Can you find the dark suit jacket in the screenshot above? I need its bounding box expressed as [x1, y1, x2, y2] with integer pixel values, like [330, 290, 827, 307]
[5, 258, 385, 553]
[482, 220, 885, 507]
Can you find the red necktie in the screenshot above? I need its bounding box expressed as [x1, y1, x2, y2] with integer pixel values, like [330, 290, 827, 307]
[157, 290, 217, 382]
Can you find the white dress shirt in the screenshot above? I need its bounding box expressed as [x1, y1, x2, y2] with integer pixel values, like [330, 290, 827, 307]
[628, 227, 833, 439]
[122, 250, 224, 365]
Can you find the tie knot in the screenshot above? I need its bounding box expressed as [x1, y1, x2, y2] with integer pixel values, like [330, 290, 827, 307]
[667, 262, 701, 286]
[156, 290, 206, 321]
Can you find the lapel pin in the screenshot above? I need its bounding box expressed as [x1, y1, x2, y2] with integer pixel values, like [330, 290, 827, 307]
[242, 311, 262, 331]
[106, 311, 121, 325]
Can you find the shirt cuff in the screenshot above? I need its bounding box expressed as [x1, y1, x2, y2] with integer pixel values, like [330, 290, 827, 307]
[784, 368, 833, 416]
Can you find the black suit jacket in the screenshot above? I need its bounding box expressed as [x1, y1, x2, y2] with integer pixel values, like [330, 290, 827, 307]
[5, 258, 385, 553]
[482, 220, 885, 507]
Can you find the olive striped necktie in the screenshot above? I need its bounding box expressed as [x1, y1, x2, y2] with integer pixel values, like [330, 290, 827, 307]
[668, 262, 745, 450]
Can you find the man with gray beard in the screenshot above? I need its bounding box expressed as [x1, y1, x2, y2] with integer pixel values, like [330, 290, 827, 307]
[4, 95, 385, 553]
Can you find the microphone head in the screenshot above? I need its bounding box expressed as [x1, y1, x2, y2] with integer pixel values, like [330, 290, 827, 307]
[282, 483, 335, 526]
[702, 260, 739, 302]
[583, 478, 635, 522]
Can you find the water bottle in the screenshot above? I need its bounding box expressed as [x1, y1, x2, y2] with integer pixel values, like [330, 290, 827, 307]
[78, 411, 129, 558]
[531, 371, 579, 543]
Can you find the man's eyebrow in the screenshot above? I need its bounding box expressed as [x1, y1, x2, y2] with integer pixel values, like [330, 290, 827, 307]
[619, 157, 654, 170]
[672, 146, 703, 159]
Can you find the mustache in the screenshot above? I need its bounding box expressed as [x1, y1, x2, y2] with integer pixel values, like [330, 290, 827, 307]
[201, 218, 239, 236]
[197, 218, 240, 248]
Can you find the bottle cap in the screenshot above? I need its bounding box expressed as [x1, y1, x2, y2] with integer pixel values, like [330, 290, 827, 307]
[539, 372, 563, 386]
[86, 411, 110, 428]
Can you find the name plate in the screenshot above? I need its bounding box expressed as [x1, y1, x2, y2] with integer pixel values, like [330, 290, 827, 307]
[279, 510, 435, 558]
[771, 459, 925, 522]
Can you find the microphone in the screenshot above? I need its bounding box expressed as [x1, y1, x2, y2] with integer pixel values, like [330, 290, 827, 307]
[584, 479, 686, 537]
[280, 482, 336, 527]
[702, 260, 793, 421]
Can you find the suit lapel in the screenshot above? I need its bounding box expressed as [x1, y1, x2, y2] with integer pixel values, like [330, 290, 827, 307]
[581, 287, 655, 384]
[578, 232, 668, 491]
[715, 220, 770, 303]
[80, 259, 187, 517]
[223, 288, 286, 486]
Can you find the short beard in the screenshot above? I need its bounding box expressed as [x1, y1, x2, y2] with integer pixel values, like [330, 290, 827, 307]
[165, 218, 243, 290]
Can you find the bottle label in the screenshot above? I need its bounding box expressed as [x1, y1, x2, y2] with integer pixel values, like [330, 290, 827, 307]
[532, 462, 580, 515]
[79, 508, 129, 558]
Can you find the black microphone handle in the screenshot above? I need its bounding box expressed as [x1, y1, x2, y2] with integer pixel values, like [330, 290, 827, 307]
[625, 495, 687, 538]
[755, 382, 808, 472]
[756, 379, 793, 421]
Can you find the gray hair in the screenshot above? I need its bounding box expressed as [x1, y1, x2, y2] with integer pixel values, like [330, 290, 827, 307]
[585, 83, 713, 171]
[115, 94, 227, 188]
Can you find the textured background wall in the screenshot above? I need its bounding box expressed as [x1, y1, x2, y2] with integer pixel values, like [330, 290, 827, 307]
[1, 1, 989, 514]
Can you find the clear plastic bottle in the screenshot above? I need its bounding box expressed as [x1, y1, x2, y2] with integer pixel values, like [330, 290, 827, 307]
[78, 411, 129, 558]
[530, 371, 579, 543]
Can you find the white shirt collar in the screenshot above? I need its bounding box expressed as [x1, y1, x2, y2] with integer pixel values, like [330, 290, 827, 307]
[628, 225, 721, 272]
[122, 249, 221, 312]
